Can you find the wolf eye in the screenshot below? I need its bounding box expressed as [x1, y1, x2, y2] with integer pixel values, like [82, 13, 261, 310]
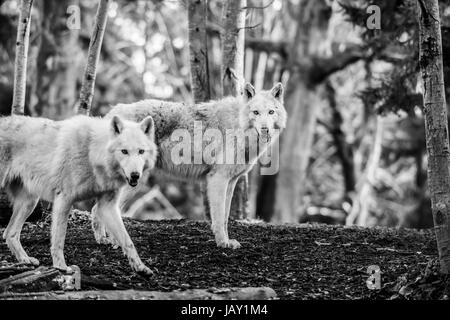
[253, 110, 259, 115]
[138, 149, 145, 155]
[269, 110, 275, 115]
[121, 149, 128, 155]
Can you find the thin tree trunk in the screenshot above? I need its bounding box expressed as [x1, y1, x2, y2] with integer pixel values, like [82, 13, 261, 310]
[77, 0, 110, 115]
[187, 0, 212, 220]
[221, 0, 246, 97]
[324, 81, 356, 198]
[221, 0, 248, 219]
[11, 0, 33, 115]
[346, 115, 383, 226]
[187, 0, 211, 102]
[417, 0, 450, 274]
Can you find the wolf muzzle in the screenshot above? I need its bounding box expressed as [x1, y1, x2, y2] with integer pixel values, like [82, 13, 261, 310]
[128, 172, 140, 187]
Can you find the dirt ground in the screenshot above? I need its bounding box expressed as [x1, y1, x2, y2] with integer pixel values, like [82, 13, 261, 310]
[0, 213, 448, 300]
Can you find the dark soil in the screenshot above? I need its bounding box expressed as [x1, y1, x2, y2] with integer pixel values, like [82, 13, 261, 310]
[0, 214, 448, 300]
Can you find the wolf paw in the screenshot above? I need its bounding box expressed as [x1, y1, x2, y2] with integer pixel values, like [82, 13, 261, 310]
[134, 264, 154, 276]
[53, 265, 74, 274]
[95, 233, 119, 248]
[93, 231, 108, 244]
[18, 256, 40, 266]
[228, 239, 242, 249]
[217, 239, 241, 249]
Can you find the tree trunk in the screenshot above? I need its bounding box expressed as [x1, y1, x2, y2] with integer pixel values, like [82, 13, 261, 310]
[417, 0, 450, 274]
[35, 0, 81, 119]
[273, 0, 331, 223]
[324, 81, 355, 198]
[221, 0, 248, 219]
[274, 78, 319, 222]
[346, 115, 383, 226]
[11, 0, 33, 115]
[221, 0, 246, 97]
[77, 0, 110, 115]
[187, 0, 211, 102]
[187, 0, 212, 220]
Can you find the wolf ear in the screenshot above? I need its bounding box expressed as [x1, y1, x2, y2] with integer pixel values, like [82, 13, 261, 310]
[270, 82, 284, 102]
[140, 116, 155, 140]
[111, 116, 124, 135]
[242, 82, 255, 101]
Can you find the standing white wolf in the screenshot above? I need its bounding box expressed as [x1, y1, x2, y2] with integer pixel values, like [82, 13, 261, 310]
[0, 114, 157, 275]
[96, 82, 287, 249]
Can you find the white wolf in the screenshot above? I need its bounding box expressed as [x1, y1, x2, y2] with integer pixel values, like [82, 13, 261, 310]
[95, 82, 287, 249]
[0, 114, 157, 275]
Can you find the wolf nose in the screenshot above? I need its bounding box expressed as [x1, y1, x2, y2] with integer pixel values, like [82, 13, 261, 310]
[130, 172, 140, 181]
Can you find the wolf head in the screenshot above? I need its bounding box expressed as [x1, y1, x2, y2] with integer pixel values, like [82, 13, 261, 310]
[107, 116, 157, 187]
[239, 82, 287, 140]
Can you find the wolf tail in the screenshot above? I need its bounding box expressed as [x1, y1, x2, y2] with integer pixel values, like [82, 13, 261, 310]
[0, 152, 9, 190]
[0, 137, 13, 190]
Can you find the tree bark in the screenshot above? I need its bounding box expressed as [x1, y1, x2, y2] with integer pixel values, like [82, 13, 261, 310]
[221, 0, 248, 219]
[11, 0, 33, 115]
[187, 0, 211, 102]
[417, 0, 450, 274]
[77, 0, 110, 115]
[221, 0, 246, 97]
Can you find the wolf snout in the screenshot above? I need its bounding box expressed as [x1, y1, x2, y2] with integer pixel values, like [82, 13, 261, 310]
[128, 172, 140, 187]
[259, 126, 272, 142]
[260, 126, 270, 137]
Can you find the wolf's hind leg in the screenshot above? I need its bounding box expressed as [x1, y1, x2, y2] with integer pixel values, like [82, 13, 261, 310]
[50, 194, 73, 272]
[224, 177, 240, 249]
[91, 203, 105, 243]
[91, 203, 118, 246]
[3, 186, 40, 266]
[96, 192, 153, 276]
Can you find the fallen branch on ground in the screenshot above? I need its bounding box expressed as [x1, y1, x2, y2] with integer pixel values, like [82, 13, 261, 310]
[0, 287, 277, 300]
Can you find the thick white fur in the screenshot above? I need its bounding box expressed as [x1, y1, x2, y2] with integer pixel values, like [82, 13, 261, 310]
[0, 115, 157, 275]
[98, 83, 287, 249]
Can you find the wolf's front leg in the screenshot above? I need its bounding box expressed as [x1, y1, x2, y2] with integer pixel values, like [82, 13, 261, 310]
[96, 192, 153, 276]
[206, 173, 241, 249]
[51, 194, 73, 272]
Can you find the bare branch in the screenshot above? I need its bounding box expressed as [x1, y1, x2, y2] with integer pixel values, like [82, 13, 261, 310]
[77, 0, 110, 115]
